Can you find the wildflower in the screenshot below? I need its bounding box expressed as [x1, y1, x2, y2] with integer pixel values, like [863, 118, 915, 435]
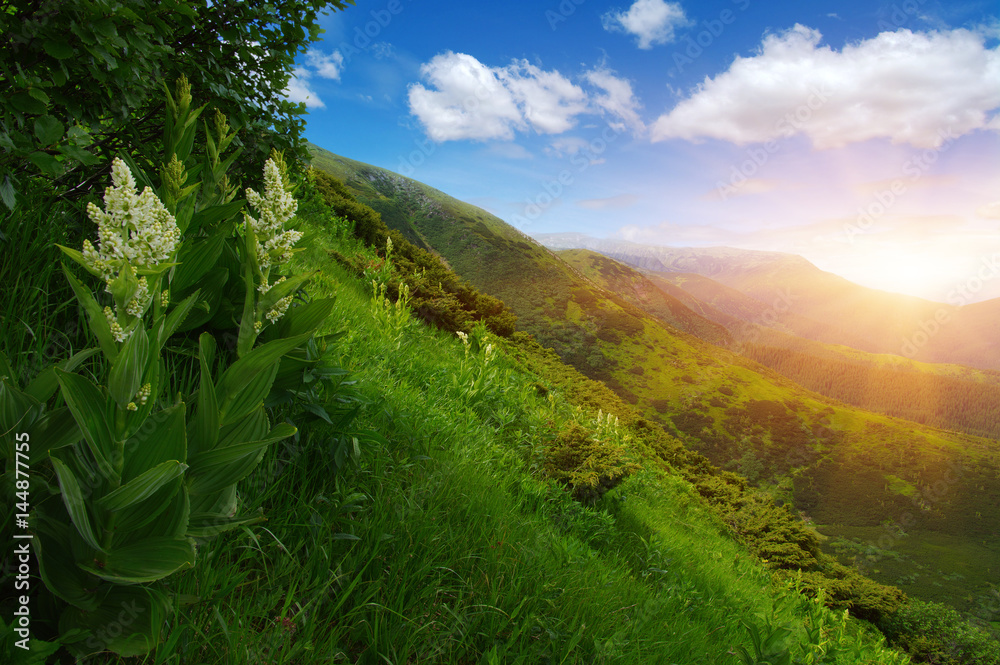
[456, 331, 469, 346]
[160, 290, 170, 308]
[125, 276, 150, 317]
[266, 294, 294, 324]
[244, 157, 302, 271]
[104, 306, 127, 343]
[82, 158, 181, 281]
[134, 383, 152, 406]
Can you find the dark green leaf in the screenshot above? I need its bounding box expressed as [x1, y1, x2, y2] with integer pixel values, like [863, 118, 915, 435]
[79, 537, 196, 584]
[50, 457, 105, 552]
[11, 91, 47, 114]
[27, 151, 62, 176]
[43, 40, 75, 59]
[99, 460, 188, 512]
[33, 115, 65, 146]
[59, 586, 170, 657]
[55, 370, 116, 480]
[121, 402, 186, 483]
[108, 322, 149, 409]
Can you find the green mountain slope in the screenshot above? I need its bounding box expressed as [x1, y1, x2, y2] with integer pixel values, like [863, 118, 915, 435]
[560, 250, 1000, 440]
[557, 249, 734, 347]
[538, 234, 1000, 370]
[308, 145, 1000, 621]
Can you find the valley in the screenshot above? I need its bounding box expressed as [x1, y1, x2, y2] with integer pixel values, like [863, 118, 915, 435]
[310, 144, 1000, 626]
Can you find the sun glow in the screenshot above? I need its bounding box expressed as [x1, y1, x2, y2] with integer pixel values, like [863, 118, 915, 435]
[836, 246, 957, 300]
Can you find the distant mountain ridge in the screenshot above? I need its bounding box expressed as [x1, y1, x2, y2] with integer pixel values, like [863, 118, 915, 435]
[536, 233, 1000, 370]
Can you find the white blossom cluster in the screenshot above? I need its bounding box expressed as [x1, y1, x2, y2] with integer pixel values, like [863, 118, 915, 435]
[82, 158, 181, 281]
[244, 158, 302, 270]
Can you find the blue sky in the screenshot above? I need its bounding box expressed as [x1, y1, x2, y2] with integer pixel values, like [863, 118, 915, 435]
[291, 0, 1000, 302]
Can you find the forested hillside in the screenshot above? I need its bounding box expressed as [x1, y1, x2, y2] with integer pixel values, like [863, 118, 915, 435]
[308, 147, 1000, 634]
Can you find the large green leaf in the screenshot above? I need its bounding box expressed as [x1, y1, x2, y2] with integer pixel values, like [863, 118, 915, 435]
[121, 402, 186, 483]
[108, 322, 149, 409]
[55, 370, 116, 480]
[33, 513, 99, 611]
[0, 378, 42, 444]
[174, 267, 229, 332]
[237, 250, 259, 357]
[216, 406, 268, 449]
[60, 585, 170, 657]
[189, 334, 219, 456]
[186, 508, 265, 538]
[62, 266, 117, 362]
[170, 233, 227, 292]
[274, 297, 336, 338]
[216, 331, 311, 421]
[33, 115, 65, 146]
[186, 423, 295, 495]
[25, 347, 101, 403]
[78, 537, 196, 584]
[257, 271, 314, 316]
[115, 482, 190, 547]
[27, 406, 82, 464]
[111, 476, 184, 535]
[98, 460, 187, 512]
[50, 457, 105, 552]
[219, 361, 278, 427]
[156, 290, 200, 351]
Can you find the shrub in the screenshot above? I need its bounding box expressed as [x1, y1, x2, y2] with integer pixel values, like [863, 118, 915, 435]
[542, 422, 639, 504]
[879, 599, 1000, 665]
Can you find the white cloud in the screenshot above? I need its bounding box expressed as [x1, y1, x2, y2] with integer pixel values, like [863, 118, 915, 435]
[284, 49, 348, 109]
[602, 0, 688, 50]
[408, 52, 592, 142]
[499, 61, 589, 134]
[408, 52, 522, 141]
[285, 67, 325, 108]
[584, 68, 645, 133]
[306, 49, 345, 80]
[652, 25, 1000, 148]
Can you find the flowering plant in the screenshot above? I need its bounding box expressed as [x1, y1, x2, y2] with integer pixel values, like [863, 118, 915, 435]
[6, 77, 340, 658]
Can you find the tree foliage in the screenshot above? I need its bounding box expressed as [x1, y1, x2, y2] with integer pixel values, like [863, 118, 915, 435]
[0, 0, 354, 209]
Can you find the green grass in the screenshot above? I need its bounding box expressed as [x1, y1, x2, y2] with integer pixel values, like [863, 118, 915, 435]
[65, 209, 909, 664]
[307, 146, 1000, 630]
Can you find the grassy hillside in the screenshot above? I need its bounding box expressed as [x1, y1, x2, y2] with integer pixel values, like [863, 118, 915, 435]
[138, 182, 913, 663]
[307, 147, 1000, 631]
[561, 250, 1000, 439]
[557, 249, 734, 347]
